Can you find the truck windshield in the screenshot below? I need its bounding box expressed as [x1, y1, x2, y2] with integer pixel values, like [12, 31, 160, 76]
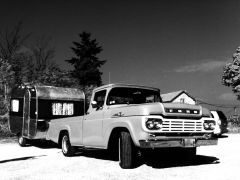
[107, 87, 161, 105]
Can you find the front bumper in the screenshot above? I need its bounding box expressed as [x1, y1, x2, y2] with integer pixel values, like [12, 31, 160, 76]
[139, 137, 218, 149]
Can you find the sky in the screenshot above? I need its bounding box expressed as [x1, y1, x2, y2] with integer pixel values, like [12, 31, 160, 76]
[1, 0, 240, 115]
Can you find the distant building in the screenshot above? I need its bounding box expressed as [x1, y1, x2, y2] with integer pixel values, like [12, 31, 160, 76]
[161, 90, 196, 105]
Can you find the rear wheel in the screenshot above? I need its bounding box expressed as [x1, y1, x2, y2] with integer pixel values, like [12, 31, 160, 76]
[119, 131, 136, 169]
[61, 132, 75, 157]
[18, 135, 27, 147]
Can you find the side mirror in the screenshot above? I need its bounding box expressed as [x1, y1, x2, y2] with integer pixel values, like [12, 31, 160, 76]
[91, 101, 98, 108]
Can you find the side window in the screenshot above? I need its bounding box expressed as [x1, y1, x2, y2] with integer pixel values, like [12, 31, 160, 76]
[37, 99, 84, 119]
[52, 102, 74, 116]
[93, 90, 107, 108]
[10, 98, 24, 116]
[11, 99, 19, 112]
[180, 98, 185, 104]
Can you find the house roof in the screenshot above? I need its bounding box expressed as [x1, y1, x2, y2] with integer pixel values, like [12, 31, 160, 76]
[161, 90, 196, 102]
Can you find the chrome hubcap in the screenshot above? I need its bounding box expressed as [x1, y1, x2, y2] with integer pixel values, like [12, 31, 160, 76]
[118, 137, 121, 162]
[62, 136, 69, 153]
[19, 136, 23, 144]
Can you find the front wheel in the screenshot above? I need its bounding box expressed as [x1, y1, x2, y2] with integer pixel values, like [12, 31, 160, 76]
[119, 131, 136, 169]
[61, 133, 75, 157]
[18, 135, 27, 147]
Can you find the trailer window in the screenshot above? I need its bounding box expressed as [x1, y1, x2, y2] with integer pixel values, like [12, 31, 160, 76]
[10, 98, 24, 116]
[52, 102, 74, 115]
[37, 99, 84, 119]
[11, 99, 19, 112]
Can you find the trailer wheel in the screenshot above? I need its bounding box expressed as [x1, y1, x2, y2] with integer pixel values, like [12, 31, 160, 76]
[18, 135, 27, 147]
[61, 132, 75, 157]
[119, 131, 136, 169]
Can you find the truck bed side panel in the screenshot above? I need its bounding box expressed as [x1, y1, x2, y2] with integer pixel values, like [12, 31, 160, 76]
[46, 116, 84, 146]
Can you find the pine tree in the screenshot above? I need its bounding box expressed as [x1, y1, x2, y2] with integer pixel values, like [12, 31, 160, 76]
[66, 32, 106, 88]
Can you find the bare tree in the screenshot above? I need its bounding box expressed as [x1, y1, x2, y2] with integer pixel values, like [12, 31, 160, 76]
[0, 58, 14, 99]
[0, 22, 30, 60]
[32, 36, 55, 73]
[25, 36, 70, 87]
[0, 22, 31, 86]
[0, 23, 75, 88]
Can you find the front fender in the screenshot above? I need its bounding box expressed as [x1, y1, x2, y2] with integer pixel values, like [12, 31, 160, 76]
[103, 116, 149, 148]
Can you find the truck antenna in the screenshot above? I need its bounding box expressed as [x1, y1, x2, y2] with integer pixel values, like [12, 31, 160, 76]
[108, 72, 111, 84]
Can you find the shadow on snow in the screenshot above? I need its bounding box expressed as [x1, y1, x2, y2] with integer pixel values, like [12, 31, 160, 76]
[74, 148, 220, 169]
[23, 140, 59, 149]
[23, 140, 220, 169]
[0, 155, 46, 164]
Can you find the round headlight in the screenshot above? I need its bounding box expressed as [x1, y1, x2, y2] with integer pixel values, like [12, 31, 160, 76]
[146, 120, 155, 129]
[146, 118, 163, 130]
[203, 123, 209, 129]
[203, 120, 215, 130]
[155, 123, 163, 129]
[209, 122, 215, 130]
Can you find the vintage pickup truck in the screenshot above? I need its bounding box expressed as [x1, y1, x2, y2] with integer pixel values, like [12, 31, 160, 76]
[9, 84, 217, 169]
[46, 83, 217, 168]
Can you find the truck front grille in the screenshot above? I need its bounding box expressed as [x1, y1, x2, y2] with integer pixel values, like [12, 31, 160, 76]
[161, 120, 203, 132]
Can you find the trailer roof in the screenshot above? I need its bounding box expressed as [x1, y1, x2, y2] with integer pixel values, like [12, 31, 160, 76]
[35, 86, 85, 100]
[11, 85, 85, 101]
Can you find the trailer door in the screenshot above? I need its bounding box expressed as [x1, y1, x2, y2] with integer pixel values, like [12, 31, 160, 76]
[22, 89, 30, 137]
[22, 90, 30, 137]
[23, 89, 38, 138]
[29, 89, 37, 137]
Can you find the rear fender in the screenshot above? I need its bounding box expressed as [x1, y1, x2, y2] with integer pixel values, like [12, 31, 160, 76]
[46, 122, 71, 144]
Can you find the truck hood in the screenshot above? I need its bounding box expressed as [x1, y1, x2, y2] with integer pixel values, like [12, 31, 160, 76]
[162, 103, 202, 118]
[109, 102, 203, 118]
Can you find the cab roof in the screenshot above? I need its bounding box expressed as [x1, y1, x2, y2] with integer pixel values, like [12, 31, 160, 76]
[94, 83, 160, 92]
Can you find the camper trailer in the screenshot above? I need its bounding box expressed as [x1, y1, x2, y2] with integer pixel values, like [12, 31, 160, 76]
[9, 85, 85, 146]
